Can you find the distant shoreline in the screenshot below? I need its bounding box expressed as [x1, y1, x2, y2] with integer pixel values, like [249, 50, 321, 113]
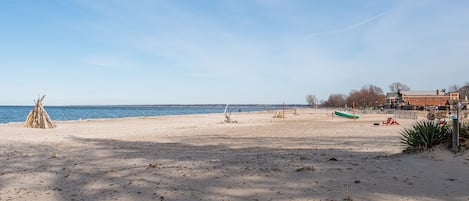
[0, 104, 308, 107]
[2, 109, 290, 125]
[0, 105, 307, 124]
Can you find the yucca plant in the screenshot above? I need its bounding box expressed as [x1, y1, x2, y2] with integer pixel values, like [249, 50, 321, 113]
[400, 120, 449, 152]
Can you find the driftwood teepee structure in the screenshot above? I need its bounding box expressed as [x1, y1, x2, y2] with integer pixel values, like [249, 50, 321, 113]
[24, 95, 56, 129]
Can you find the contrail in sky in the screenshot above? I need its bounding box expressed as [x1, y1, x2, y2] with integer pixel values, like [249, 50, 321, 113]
[309, 10, 389, 37]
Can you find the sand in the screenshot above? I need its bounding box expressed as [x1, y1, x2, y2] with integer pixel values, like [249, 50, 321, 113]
[0, 109, 468, 201]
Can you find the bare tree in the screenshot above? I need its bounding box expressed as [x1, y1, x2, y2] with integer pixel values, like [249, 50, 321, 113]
[306, 94, 317, 108]
[450, 82, 469, 99]
[347, 85, 385, 109]
[389, 82, 410, 92]
[460, 82, 469, 99]
[448, 84, 460, 92]
[323, 94, 347, 108]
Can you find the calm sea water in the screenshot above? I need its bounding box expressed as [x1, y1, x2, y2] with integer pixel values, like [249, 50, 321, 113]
[0, 105, 301, 124]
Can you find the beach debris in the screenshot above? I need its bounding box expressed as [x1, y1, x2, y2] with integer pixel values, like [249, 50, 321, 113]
[52, 187, 62, 192]
[148, 161, 159, 168]
[329, 157, 338, 161]
[273, 111, 285, 118]
[295, 165, 315, 172]
[49, 152, 58, 159]
[343, 197, 353, 201]
[342, 184, 353, 201]
[223, 104, 238, 123]
[299, 156, 310, 160]
[24, 95, 56, 129]
[271, 167, 282, 173]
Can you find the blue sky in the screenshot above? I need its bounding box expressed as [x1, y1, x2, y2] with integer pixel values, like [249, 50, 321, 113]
[1, 0, 469, 105]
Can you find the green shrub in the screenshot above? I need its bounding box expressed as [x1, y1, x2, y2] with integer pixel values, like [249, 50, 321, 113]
[447, 121, 469, 139]
[460, 121, 469, 139]
[400, 120, 449, 152]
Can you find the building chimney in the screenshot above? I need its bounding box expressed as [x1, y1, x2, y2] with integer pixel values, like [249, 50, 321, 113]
[436, 89, 439, 96]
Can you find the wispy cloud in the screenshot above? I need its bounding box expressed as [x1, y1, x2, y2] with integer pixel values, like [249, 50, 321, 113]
[308, 10, 389, 37]
[56, 1, 469, 103]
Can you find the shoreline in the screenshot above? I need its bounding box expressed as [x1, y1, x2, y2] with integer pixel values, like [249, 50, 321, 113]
[0, 105, 304, 125]
[0, 108, 295, 126]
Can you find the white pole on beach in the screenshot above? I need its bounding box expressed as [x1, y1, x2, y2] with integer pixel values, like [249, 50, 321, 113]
[224, 104, 229, 115]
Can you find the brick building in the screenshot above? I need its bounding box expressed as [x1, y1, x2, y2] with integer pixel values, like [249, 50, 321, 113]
[385, 90, 459, 110]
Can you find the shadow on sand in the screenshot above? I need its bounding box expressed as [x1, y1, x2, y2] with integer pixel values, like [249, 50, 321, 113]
[1, 136, 468, 201]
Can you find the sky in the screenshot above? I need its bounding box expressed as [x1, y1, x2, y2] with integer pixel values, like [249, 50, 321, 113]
[1, 0, 469, 105]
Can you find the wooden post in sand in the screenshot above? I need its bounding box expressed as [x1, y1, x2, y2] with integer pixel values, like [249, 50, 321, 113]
[452, 102, 461, 152]
[282, 102, 285, 120]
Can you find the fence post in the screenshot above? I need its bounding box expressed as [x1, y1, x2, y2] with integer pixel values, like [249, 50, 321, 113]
[452, 118, 459, 152]
[452, 103, 460, 153]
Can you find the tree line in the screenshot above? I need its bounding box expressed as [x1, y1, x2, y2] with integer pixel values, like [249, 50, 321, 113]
[306, 82, 469, 108]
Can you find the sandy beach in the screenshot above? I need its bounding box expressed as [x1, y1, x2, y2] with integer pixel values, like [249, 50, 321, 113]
[1, 109, 468, 201]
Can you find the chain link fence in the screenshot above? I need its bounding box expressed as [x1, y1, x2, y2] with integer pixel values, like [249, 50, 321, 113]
[393, 110, 417, 120]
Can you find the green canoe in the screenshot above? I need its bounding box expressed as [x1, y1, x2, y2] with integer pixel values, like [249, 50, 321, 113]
[334, 111, 360, 119]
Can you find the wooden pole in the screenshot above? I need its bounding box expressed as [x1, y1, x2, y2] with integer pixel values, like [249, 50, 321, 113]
[282, 102, 285, 120]
[452, 102, 460, 152]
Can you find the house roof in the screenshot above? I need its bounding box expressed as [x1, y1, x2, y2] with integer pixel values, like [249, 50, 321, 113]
[386, 92, 399, 98]
[400, 90, 440, 96]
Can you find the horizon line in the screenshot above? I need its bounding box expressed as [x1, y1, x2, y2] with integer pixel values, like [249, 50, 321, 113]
[0, 104, 309, 107]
